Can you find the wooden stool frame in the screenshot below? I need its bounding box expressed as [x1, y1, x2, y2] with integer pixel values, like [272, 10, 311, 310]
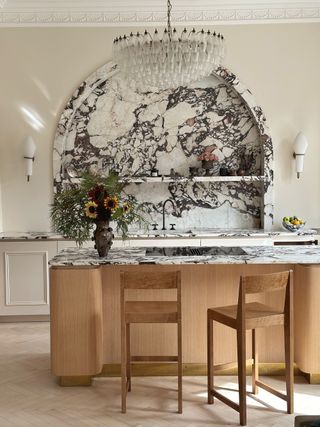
[207, 270, 294, 426]
[120, 270, 182, 414]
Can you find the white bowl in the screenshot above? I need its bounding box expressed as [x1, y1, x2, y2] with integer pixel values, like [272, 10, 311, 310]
[282, 221, 305, 232]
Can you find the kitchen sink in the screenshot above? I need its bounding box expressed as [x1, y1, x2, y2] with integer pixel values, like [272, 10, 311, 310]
[145, 246, 247, 257]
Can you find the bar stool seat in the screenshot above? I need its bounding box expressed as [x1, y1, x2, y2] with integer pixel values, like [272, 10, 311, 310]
[120, 270, 182, 414]
[207, 270, 294, 426]
[211, 302, 284, 329]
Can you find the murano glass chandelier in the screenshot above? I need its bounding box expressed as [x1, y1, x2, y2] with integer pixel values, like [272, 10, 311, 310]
[113, 0, 225, 92]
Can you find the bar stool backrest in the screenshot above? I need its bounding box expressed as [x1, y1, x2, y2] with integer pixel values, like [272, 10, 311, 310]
[237, 270, 293, 323]
[241, 271, 291, 294]
[120, 271, 180, 290]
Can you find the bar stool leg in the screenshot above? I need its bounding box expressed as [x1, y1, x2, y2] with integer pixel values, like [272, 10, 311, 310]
[252, 329, 258, 395]
[207, 313, 214, 404]
[121, 320, 127, 413]
[126, 324, 131, 392]
[284, 321, 294, 413]
[237, 327, 247, 426]
[177, 320, 182, 413]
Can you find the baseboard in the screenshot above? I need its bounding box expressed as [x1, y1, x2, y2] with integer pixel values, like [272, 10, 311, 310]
[0, 315, 50, 323]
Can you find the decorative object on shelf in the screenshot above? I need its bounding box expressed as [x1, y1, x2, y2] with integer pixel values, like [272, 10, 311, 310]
[293, 132, 308, 179]
[151, 168, 159, 177]
[23, 136, 36, 182]
[237, 148, 249, 176]
[219, 166, 229, 176]
[282, 216, 306, 232]
[50, 172, 147, 257]
[112, 0, 225, 92]
[198, 149, 219, 176]
[151, 223, 159, 231]
[189, 167, 198, 177]
[229, 169, 237, 176]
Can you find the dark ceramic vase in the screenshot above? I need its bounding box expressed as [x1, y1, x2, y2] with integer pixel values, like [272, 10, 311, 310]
[93, 220, 114, 257]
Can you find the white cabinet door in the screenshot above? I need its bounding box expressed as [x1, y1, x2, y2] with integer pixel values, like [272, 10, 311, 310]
[0, 241, 57, 316]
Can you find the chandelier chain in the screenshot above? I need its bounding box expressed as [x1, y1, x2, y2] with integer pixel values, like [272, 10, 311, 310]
[167, 0, 172, 38]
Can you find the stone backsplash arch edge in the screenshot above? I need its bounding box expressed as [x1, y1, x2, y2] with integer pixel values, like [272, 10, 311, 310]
[214, 66, 273, 229]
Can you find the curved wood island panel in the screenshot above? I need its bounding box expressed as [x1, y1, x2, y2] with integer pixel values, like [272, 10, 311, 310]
[49, 246, 320, 386]
[50, 266, 103, 385]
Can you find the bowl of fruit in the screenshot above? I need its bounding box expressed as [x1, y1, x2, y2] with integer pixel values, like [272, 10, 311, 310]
[282, 216, 306, 232]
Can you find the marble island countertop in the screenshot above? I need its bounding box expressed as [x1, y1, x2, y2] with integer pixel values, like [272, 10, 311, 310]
[49, 245, 320, 267]
[0, 228, 318, 241]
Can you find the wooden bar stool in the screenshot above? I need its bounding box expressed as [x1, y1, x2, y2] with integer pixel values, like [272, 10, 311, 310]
[207, 270, 294, 426]
[120, 270, 182, 414]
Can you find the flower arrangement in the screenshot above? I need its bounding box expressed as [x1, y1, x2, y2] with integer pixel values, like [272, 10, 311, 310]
[50, 172, 147, 250]
[197, 146, 219, 162]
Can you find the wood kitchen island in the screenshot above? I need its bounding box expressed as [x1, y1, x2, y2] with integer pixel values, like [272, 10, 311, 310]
[49, 245, 320, 386]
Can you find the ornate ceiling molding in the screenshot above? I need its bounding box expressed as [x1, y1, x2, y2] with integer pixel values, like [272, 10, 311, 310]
[0, 2, 320, 26]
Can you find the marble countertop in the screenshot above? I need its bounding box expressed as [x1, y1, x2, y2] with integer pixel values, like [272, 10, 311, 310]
[0, 228, 318, 241]
[0, 232, 65, 241]
[49, 245, 320, 267]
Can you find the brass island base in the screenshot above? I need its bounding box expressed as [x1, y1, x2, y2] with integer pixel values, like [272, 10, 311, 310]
[50, 264, 320, 386]
[57, 362, 306, 387]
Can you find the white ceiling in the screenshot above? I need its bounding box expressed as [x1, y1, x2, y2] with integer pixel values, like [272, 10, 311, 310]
[0, 0, 320, 26]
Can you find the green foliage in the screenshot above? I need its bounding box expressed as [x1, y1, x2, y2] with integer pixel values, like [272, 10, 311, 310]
[50, 172, 148, 245]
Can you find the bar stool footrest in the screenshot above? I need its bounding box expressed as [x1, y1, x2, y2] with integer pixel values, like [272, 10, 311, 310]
[211, 389, 240, 412]
[255, 380, 287, 401]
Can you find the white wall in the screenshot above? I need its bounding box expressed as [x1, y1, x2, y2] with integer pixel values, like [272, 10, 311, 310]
[0, 24, 319, 232]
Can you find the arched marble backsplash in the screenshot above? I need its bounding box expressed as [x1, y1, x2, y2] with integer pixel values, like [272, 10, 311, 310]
[53, 63, 273, 230]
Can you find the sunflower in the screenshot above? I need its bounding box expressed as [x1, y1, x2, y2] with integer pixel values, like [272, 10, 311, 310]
[104, 196, 119, 211]
[84, 201, 98, 219]
[122, 202, 131, 213]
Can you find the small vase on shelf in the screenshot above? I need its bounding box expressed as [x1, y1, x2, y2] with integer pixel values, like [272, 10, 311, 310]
[201, 160, 213, 176]
[198, 149, 219, 177]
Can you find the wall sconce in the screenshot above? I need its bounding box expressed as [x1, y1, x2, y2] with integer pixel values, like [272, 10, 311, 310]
[293, 132, 308, 179]
[23, 136, 36, 182]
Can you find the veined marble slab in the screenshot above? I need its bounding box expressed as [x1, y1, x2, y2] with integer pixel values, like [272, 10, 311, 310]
[49, 245, 320, 267]
[53, 64, 274, 230]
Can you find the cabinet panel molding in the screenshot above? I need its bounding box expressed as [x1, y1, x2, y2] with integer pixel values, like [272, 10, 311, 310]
[4, 251, 49, 306]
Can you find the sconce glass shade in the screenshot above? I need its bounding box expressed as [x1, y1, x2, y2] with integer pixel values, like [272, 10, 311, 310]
[23, 136, 36, 181]
[293, 132, 308, 179]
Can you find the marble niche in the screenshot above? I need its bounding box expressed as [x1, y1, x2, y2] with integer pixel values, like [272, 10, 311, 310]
[53, 63, 273, 231]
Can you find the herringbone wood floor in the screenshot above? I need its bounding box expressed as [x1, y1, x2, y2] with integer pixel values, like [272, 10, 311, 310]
[0, 322, 320, 427]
